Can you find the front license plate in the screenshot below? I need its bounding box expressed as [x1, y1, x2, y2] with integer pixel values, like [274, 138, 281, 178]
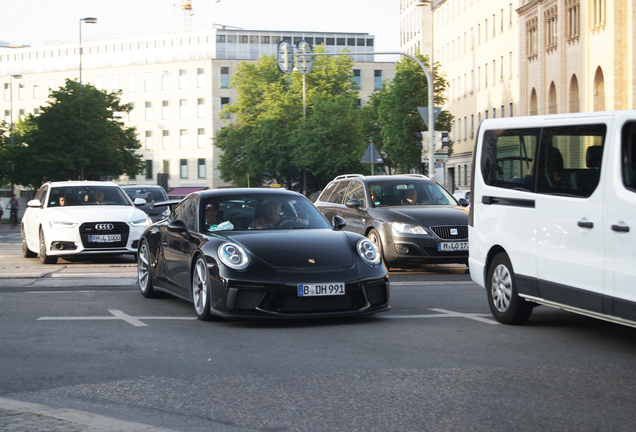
[89, 234, 121, 243]
[298, 283, 345, 297]
[438, 241, 468, 252]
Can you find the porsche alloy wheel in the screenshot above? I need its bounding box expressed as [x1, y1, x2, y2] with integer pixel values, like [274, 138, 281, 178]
[39, 227, 58, 264]
[192, 255, 220, 321]
[138, 240, 157, 298]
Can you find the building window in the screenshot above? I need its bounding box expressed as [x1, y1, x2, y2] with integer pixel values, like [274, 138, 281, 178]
[179, 69, 187, 89]
[464, 116, 468, 140]
[353, 69, 361, 89]
[198, 128, 206, 148]
[374, 70, 382, 90]
[198, 158, 206, 178]
[197, 67, 205, 88]
[221, 97, 230, 119]
[162, 130, 170, 149]
[18, 83, 25, 100]
[33, 108, 40, 116]
[161, 71, 169, 90]
[145, 131, 153, 150]
[162, 100, 170, 120]
[4, 110, 9, 123]
[33, 82, 40, 99]
[220, 67, 229, 88]
[545, 7, 558, 51]
[144, 72, 152, 92]
[163, 160, 170, 176]
[144, 101, 152, 121]
[180, 159, 188, 179]
[197, 98, 205, 118]
[125, 102, 134, 122]
[527, 18, 538, 59]
[180, 129, 188, 149]
[567, 0, 580, 42]
[179, 99, 187, 118]
[470, 114, 474, 139]
[509, 102, 514, 117]
[145, 160, 153, 180]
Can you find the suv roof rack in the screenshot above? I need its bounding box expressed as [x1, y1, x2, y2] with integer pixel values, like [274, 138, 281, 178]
[334, 174, 365, 180]
[400, 174, 430, 179]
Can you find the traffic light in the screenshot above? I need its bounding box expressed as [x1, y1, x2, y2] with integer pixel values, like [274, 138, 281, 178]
[414, 132, 424, 148]
[414, 131, 429, 162]
[277, 41, 293, 74]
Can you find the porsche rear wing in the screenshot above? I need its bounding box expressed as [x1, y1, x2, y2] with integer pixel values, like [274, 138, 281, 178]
[150, 199, 182, 211]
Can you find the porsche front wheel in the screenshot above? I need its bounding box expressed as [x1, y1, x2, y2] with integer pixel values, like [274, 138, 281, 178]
[138, 240, 158, 298]
[192, 255, 221, 321]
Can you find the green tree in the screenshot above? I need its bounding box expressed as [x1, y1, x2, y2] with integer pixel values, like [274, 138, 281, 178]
[215, 46, 361, 190]
[375, 51, 452, 174]
[11, 79, 144, 189]
[0, 122, 12, 187]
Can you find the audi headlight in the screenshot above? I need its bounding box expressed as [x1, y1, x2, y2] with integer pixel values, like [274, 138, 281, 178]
[49, 221, 77, 230]
[131, 216, 151, 227]
[357, 239, 381, 266]
[392, 222, 429, 235]
[218, 242, 250, 270]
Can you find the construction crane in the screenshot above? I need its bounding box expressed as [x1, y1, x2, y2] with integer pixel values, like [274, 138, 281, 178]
[180, 0, 220, 27]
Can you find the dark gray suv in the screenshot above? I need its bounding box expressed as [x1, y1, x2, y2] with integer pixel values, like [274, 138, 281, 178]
[314, 174, 469, 269]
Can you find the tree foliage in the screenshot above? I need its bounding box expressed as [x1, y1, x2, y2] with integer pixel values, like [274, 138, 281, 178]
[216, 47, 365, 192]
[374, 51, 452, 174]
[9, 79, 144, 189]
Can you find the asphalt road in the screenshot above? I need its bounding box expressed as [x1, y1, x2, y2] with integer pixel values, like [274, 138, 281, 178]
[2, 230, 636, 432]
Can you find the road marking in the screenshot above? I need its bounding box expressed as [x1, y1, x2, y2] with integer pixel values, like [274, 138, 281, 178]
[37, 309, 197, 326]
[384, 308, 499, 325]
[391, 281, 477, 286]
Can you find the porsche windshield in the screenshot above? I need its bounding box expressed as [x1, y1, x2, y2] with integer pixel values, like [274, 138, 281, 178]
[48, 186, 131, 207]
[201, 194, 332, 231]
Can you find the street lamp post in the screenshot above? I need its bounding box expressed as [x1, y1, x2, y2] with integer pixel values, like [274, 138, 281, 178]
[79, 17, 97, 94]
[9, 74, 22, 196]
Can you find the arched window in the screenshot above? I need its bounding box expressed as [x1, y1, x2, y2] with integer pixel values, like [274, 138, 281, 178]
[569, 75, 580, 113]
[594, 67, 605, 111]
[530, 88, 538, 115]
[548, 82, 557, 114]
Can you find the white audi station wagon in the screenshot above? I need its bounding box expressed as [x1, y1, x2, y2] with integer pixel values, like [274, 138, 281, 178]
[21, 181, 151, 264]
[470, 110, 636, 328]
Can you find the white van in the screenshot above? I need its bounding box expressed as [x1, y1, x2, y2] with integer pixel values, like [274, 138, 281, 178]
[469, 110, 636, 327]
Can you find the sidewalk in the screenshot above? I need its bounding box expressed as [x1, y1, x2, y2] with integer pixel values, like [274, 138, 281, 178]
[0, 397, 178, 432]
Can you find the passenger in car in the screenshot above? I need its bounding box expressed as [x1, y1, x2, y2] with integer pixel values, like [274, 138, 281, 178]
[59, 196, 67, 206]
[205, 202, 222, 230]
[94, 190, 104, 204]
[249, 200, 281, 229]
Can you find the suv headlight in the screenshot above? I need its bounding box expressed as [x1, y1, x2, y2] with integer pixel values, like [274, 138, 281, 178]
[357, 239, 381, 266]
[392, 222, 429, 235]
[49, 221, 77, 230]
[218, 242, 250, 270]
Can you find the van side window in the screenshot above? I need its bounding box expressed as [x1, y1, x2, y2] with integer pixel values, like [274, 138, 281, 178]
[480, 128, 539, 191]
[536, 125, 605, 197]
[622, 122, 636, 193]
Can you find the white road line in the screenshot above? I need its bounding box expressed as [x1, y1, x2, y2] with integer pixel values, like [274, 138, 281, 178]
[37, 309, 197, 326]
[384, 308, 498, 324]
[391, 281, 477, 286]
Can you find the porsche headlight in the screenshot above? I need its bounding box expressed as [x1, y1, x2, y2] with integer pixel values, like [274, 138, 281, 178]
[392, 222, 429, 235]
[131, 216, 151, 227]
[218, 242, 250, 270]
[49, 221, 77, 230]
[357, 239, 381, 266]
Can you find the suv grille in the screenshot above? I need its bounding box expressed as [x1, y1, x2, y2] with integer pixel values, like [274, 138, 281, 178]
[79, 222, 130, 248]
[430, 225, 468, 240]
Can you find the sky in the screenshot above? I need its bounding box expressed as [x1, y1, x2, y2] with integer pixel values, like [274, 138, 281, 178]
[3, 0, 401, 53]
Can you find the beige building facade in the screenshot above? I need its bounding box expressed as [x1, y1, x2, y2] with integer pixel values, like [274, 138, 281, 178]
[1, 26, 395, 195]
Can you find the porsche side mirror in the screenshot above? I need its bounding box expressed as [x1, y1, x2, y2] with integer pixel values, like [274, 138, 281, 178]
[332, 215, 346, 230]
[168, 219, 188, 233]
[458, 198, 469, 207]
[345, 199, 361, 209]
[134, 198, 147, 207]
[27, 199, 42, 208]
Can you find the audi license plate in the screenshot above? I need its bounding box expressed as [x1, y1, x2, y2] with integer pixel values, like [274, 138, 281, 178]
[298, 283, 345, 297]
[438, 241, 468, 252]
[89, 234, 121, 243]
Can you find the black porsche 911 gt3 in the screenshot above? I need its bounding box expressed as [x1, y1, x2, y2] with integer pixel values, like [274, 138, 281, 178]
[137, 188, 390, 321]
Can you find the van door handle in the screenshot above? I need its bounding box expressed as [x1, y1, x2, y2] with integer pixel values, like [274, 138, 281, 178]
[611, 224, 630, 233]
[577, 221, 594, 229]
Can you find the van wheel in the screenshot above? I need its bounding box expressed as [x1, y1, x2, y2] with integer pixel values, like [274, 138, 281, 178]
[486, 252, 532, 324]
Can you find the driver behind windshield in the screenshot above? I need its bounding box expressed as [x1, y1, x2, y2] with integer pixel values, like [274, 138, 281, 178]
[249, 200, 281, 229]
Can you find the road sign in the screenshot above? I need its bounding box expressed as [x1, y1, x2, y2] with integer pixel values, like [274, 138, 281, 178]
[360, 141, 383, 164]
[296, 40, 313, 74]
[277, 41, 293, 74]
[417, 107, 442, 129]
